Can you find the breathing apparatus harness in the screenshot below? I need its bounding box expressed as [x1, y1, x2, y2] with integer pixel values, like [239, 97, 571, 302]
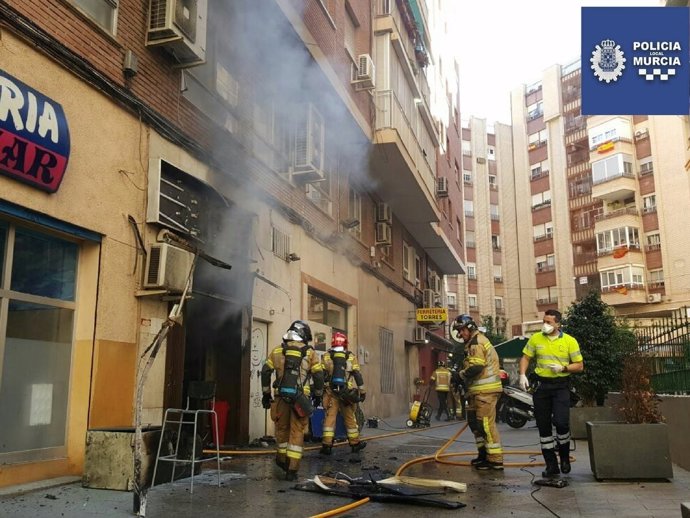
[275, 342, 314, 416]
[328, 349, 360, 404]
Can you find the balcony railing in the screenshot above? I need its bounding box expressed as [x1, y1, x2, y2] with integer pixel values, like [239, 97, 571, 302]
[375, 90, 436, 195]
[639, 167, 654, 177]
[527, 110, 544, 121]
[536, 264, 556, 273]
[530, 169, 549, 181]
[534, 233, 553, 242]
[594, 207, 639, 222]
[494, 276, 503, 283]
[467, 274, 477, 280]
[601, 283, 645, 294]
[465, 241, 476, 248]
[589, 136, 633, 152]
[645, 243, 661, 252]
[537, 297, 559, 305]
[642, 205, 657, 214]
[592, 171, 635, 186]
[490, 214, 500, 221]
[528, 140, 548, 151]
[648, 280, 665, 289]
[531, 200, 552, 211]
[596, 243, 641, 257]
[464, 210, 474, 218]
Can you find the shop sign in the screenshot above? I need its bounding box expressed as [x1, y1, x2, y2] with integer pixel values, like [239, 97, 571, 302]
[0, 69, 70, 193]
[416, 307, 448, 323]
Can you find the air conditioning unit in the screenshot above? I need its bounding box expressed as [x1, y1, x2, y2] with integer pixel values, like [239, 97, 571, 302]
[476, 157, 486, 164]
[436, 177, 449, 197]
[414, 326, 427, 342]
[375, 222, 392, 245]
[422, 289, 435, 308]
[647, 293, 662, 303]
[146, 0, 207, 68]
[351, 54, 375, 90]
[292, 104, 325, 183]
[376, 202, 392, 224]
[143, 243, 195, 292]
[634, 128, 649, 141]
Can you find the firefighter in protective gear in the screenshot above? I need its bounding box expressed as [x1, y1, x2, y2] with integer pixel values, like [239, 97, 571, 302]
[319, 332, 367, 455]
[453, 314, 504, 470]
[519, 309, 583, 477]
[261, 323, 324, 481]
[430, 360, 453, 421]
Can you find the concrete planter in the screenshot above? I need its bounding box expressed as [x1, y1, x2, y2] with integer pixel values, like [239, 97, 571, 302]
[586, 421, 673, 480]
[570, 407, 619, 439]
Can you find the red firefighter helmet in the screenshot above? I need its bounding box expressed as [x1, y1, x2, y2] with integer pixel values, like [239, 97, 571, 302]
[331, 331, 348, 349]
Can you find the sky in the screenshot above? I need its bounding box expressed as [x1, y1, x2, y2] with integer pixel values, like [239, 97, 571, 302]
[454, 0, 662, 124]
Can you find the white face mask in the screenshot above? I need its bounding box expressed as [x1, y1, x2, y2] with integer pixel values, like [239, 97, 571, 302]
[542, 323, 555, 335]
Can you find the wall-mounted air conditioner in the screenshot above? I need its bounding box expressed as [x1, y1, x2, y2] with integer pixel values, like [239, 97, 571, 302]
[146, 0, 207, 68]
[144, 243, 195, 292]
[292, 104, 325, 183]
[375, 222, 392, 245]
[351, 54, 375, 90]
[634, 128, 649, 141]
[376, 202, 392, 224]
[414, 326, 427, 342]
[422, 288, 435, 308]
[436, 177, 449, 197]
[647, 293, 662, 303]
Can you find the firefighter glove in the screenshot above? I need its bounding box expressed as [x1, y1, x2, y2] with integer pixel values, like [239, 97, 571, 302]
[359, 391, 366, 402]
[518, 374, 530, 391]
[262, 393, 273, 409]
[546, 363, 566, 373]
[312, 395, 322, 408]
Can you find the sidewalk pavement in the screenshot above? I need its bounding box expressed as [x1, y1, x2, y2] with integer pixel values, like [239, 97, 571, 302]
[1, 413, 689, 517]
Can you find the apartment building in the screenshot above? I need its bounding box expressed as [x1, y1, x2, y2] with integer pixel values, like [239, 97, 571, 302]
[510, 59, 690, 333]
[0, 0, 463, 486]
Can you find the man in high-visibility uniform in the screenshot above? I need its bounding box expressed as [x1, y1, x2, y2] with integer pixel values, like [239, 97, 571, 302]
[319, 332, 366, 455]
[261, 320, 324, 481]
[519, 309, 584, 477]
[453, 314, 504, 470]
[430, 360, 453, 421]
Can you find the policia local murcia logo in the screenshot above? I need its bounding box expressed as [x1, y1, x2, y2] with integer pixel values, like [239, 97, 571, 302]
[590, 39, 626, 83]
[632, 40, 682, 81]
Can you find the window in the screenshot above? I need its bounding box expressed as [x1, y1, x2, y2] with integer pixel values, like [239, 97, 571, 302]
[347, 188, 362, 239]
[468, 294, 478, 308]
[488, 147, 496, 160]
[467, 263, 476, 280]
[490, 204, 500, 220]
[600, 266, 645, 289]
[463, 171, 472, 183]
[494, 297, 504, 313]
[308, 290, 348, 331]
[588, 118, 631, 148]
[491, 235, 501, 250]
[596, 227, 640, 254]
[527, 101, 543, 120]
[462, 141, 472, 156]
[646, 232, 661, 251]
[454, 161, 460, 183]
[648, 269, 664, 283]
[447, 292, 457, 309]
[536, 254, 555, 272]
[465, 231, 476, 248]
[415, 254, 422, 288]
[489, 175, 497, 188]
[642, 195, 657, 214]
[528, 130, 547, 146]
[0, 223, 78, 459]
[456, 218, 462, 242]
[533, 222, 554, 241]
[530, 161, 549, 180]
[591, 154, 634, 184]
[71, 0, 118, 33]
[344, 7, 357, 59]
[402, 242, 414, 282]
[531, 190, 551, 209]
[464, 200, 474, 217]
[639, 159, 654, 176]
[493, 265, 503, 282]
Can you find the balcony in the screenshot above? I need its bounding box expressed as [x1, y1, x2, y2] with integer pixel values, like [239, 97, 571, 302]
[530, 169, 550, 181]
[597, 245, 643, 270]
[591, 172, 636, 202]
[601, 284, 647, 305]
[593, 208, 640, 233]
[372, 90, 462, 274]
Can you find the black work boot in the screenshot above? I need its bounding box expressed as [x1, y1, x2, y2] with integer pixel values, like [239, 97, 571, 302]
[475, 460, 504, 471]
[275, 457, 288, 471]
[542, 449, 561, 477]
[319, 444, 332, 456]
[559, 443, 571, 474]
[285, 470, 298, 481]
[351, 441, 367, 453]
[470, 447, 487, 466]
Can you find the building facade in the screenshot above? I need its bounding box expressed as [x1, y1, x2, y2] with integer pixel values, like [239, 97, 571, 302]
[0, 0, 464, 487]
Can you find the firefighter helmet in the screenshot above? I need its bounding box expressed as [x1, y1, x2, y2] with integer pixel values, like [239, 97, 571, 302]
[331, 331, 348, 349]
[453, 314, 477, 332]
[282, 330, 304, 343]
[437, 360, 446, 368]
[288, 320, 312, 343]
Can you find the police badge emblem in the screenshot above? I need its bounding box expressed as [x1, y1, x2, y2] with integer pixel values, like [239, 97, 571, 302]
[590, 39, 626, 83]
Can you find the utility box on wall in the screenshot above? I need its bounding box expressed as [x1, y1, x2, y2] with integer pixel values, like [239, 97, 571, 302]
[83, 427, 161, 490]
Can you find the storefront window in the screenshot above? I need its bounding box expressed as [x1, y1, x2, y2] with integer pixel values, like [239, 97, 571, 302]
[307, 290, 347, 331]
[0, 222, 77, 460]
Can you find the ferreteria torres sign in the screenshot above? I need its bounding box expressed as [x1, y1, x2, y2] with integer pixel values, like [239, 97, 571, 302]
[416, 307, 448, 323]
[0, 69, 71, 193]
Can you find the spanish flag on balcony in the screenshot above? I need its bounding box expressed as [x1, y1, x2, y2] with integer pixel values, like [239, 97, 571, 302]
[597, 141, 614, 153]
[616, 286, 629, 295]
[613, 246, 629, 259]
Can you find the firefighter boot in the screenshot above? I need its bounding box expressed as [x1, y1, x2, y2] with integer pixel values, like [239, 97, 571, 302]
[542, 449, 561, 478]
[470, 447, 487, 466]
[559, 443, 571, 474]
[319, 444, 332, 456]
[351, 441, 367, 453]
[275, 457, 288, 472]
[285, 470, 298, 481]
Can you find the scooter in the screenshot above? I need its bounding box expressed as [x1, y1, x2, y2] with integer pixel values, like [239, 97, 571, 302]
[498, 384, 535, 428]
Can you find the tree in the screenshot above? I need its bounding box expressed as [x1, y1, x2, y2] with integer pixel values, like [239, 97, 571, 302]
[480, 315, 507, 345]
[563, 290, 635, 406]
